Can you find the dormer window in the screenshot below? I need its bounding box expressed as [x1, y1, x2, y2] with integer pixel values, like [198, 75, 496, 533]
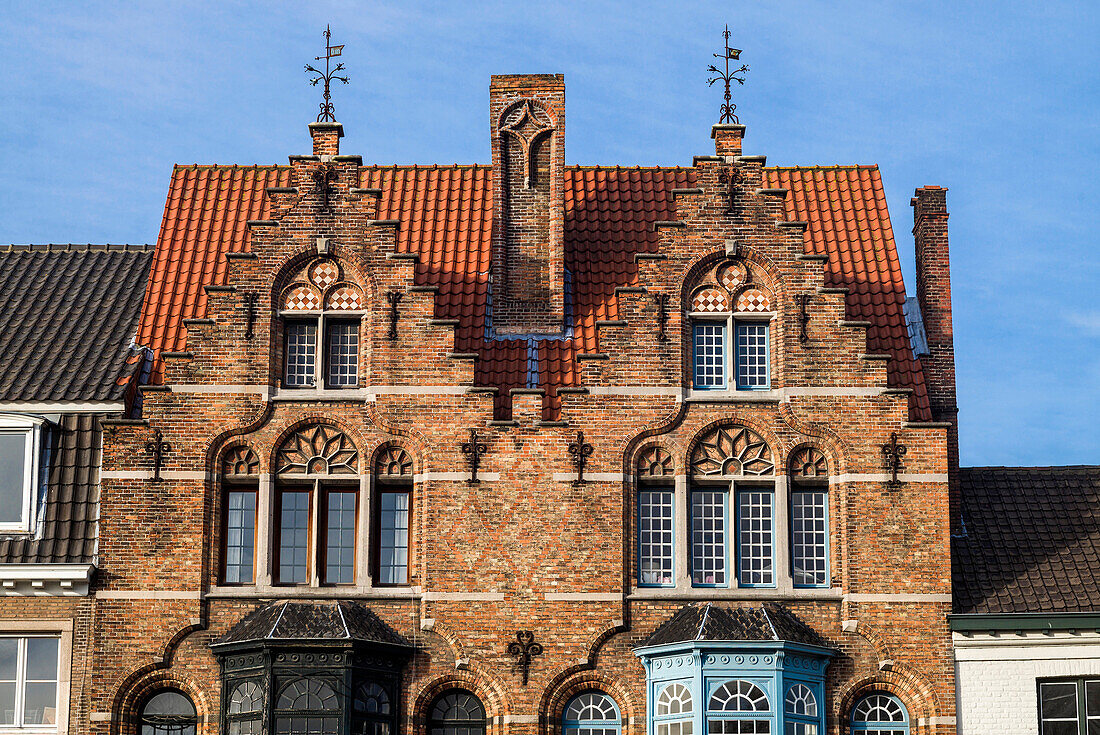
[688, 262, 774, 394]
[278, 259, 364, 390]
[0, 415, 44, 533]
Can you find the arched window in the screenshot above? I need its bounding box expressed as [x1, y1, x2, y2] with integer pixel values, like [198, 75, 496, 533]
[783, 684, 819, 735]
[275, 677, 340, 734]
[708, 680, 771, 733]
[220, 445, 259, 585]
[788, 447, 829, 589]
[353, 681, 393, 735]
[226, 680, 263, 735]
[654, 682, 694, 735]
[562, 691, 621, 735]
[637, 446, 676, 587]
[373, 445, 413, 586]
[849, 693, 909, 734]
[138, 690, 197, 735]
[429, 689, 486, 735]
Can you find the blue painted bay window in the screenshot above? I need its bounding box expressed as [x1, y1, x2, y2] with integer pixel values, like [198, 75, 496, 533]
[636, 604, 833, 735]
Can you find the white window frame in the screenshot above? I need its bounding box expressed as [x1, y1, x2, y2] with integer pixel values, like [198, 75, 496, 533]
[279, 310, 365, 391]
[0, 619, 72, 735]
[689, 312, 773, 394]
[0, 415, 46, 534]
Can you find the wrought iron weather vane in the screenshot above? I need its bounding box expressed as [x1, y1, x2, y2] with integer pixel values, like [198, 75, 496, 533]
[507, 630, 543, 685]
[305, 25, 349, 123]
[145, 428, 171, 483]
[707, 25, 749, 124]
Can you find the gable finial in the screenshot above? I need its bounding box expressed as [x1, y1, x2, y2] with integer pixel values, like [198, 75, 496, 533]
[305, 24, 349, 122]
[707, 24, 749, 124]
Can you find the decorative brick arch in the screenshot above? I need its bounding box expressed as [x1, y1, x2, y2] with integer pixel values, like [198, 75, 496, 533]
[686, 418, 779, 479]
[220, 442, 260, 477]
[111, 668, 212, 735]
[834, 667, 940, 735]
[538, 670, 637, 735]
[270, 243, 374, 307]
[786, 443, 833, 481]
[412, 670, 510, 735]
[778, 401, 853, 475]
[371, 440, 417, 477]
[634, 443, 677, 480]
[266, 415, 365, 476]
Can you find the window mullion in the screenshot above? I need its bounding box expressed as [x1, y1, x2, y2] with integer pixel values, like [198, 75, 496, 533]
[311, 479, 321, 586]
[316, 315, 325, 389]
[15, 637, 26, 727]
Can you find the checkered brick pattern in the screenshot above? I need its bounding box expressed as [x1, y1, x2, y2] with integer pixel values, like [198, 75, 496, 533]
[691, 287, 730, 312]
[310, 260, 340, 289]
[718, 262, 747, 290]
[736, 287, 771, 312]
[325, 285, 364, 310]
[282, 284, 322, 310]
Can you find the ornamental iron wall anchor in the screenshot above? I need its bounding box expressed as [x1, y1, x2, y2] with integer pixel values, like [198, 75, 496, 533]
[568, 431, 594, 484]
[653, 292, 669, 341]
[145, 428, 171, 483]
[707, 25, 749, 124]
[311, 163, 338, 211]
[717, 165, 741, 216]
[386, 291, 403, 341]
[243, 292, 259, 340]
[881, 432, 908, 488]
[461, 429, 488, 484]
[304, 25, 349, 122]
[795, 294, 811, 344]
[507, 630, 543, 686]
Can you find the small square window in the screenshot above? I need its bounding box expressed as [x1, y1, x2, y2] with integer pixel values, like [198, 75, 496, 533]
[285, 321, 318, 388]
[735, 322, 769, 389]
[325, 320, 359, 388]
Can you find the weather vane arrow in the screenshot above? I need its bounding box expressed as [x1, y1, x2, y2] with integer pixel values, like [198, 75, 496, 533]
[707, 24, 749, 124]
[305, 24, 349, 122]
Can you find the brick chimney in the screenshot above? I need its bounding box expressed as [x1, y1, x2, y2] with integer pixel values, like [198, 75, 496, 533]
[912, 186, 960, 520]
[712, 124, 744, 157]
[309, 122, 343, 156]
[489, 74, 566, 335]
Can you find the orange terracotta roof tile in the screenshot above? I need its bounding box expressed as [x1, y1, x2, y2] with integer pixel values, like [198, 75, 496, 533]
[137, 162, 929, 421]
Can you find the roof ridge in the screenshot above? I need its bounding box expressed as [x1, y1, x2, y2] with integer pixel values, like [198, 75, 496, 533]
[764, 164, 880, 171]
[269, 601, 289, 638]
[760, 604, 781, 641]
[336, 600, 350, 639]
[696, 602, 710, 640]
[1, 243, 153, 253]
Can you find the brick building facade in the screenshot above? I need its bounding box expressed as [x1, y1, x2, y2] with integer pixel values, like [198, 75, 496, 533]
[0, 74, 965, 734]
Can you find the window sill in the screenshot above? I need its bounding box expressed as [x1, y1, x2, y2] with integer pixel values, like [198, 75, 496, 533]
[206, 584, 421, 599]
[271, 388, 372, 402]
[685, 389, 780, 403]
[628, 586, 842, 601]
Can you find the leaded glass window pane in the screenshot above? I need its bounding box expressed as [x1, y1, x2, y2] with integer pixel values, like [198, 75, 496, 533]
[707, 721, 770, 734]
[693, 322, 727, 389]
[140, 690, 197, 735]
[378, 491, 410, 585]
[851, 693, 908, 735]
[735, 322, 768, 388]
[278, 491, 311, 584]
[430, 690, 486, 735]
[737, 489, 774, 586]
[639, 490, 674, 585]
[691, 490, 727, 586]
[790, 491, 828, 587]
[563, 691, 620, 735]
[275, 716, 339, 734]
[285, 321, 318, 388]
[325, 490, 357, 584]
[224, 490, 256, 584]
[709, 681, 770, 713]
[326, 321, 359, 388]
[783, 724, 817, 735]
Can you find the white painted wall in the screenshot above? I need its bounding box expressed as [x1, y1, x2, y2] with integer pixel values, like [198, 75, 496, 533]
[954, 631, 1100, 734]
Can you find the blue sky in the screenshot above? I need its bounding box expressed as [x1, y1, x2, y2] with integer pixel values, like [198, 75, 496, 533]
[1, 1, 1096, 466]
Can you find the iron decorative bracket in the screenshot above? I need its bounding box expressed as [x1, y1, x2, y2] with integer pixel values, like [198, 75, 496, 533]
[311, 163, 338, 210]
[461, 429, 488, 484]
[243, 292, 259, 340]
[717, 165, 741, 216]
[386, 291, 403, 341]
[507, 630, 543, 685]
[881, 431, 908, 488]
[653, 293, 669, 341]
[145, 428, 171, 483]
[568, 431, 594, 484]
[795, 294, 811, 344]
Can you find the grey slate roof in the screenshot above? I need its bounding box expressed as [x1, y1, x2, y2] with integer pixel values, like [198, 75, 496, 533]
[213, 601, 413, 648]
[953, 466, 1100, 614]
[640, 602, 831, 649]
[0, 244, 153, 402]
[0, 413, 100, 564]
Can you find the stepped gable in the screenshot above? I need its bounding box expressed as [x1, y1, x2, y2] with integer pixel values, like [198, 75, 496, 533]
[213, 600, 412, 648]
[640, 602, 831, 649]
[136, 162, 929, 420]
[953, 466, 1100, 614]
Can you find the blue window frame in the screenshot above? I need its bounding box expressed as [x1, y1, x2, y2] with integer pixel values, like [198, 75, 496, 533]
[691, 489, 729, 587]
[562, 691, 621, 735]
[654, 682, 694, 735]
[693, 322, 727, 390]
[639, 489, 676, 587]
[734, 322, 769, 390]
[849, 693, 909, 734]
[706, 679, 773, 734]
[790, 489, 828, 588]
[735, 488, 774, 588]
[784, 684, 821, 734]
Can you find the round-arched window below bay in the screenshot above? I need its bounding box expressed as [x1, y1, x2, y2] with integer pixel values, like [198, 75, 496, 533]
[562, 691, 621, 735]
[429, 689, 486, 735]
[138, 690, 197, 735]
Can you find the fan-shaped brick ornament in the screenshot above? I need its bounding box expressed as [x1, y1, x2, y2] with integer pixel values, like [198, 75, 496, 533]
[283, 284, 322, 311]
[374, 445, 413, 477]
[326, 285, 364, 310]
[691, 287, 730, 312]
[690, 425, 774, 477]
[637, 446, 675, 479]
[735, 287, 771, 312]
[789, 446, 829, 479]
[221, 445, 259, 476]
[718, 262, 748, 291]
[310, 260, 341, 289]
[275, 424, 359, 475]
